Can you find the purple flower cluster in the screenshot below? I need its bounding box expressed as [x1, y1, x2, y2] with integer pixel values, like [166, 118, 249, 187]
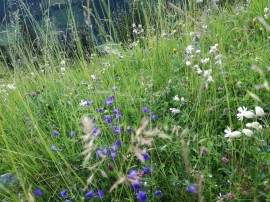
[96, 140, 122, 160]
[127, 169, 162, 201]
[85, 189, 104, 199]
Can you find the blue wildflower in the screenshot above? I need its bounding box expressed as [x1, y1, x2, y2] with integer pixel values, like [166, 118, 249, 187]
[34, 188, 43, 196]
[112, 126, 122, 135]
[116, 140, 122, 147]
[128, 170, 137, 179]
[70, 131, 76, 137]
[113, 86, 118, 91]
[142, 107, 149, 113]
[93, 127, 99, 136]
[102, 148, 110, 155]
[132, 183, 141, 191]
[127, 126, 132, 133]
[143, 153, 150, 161]
[105, 96, 114, 106]
[188, 184, 197, 194]
[104, 115, 113, 124]
[143, 167, 151, 173]
[96, 189, 104, 199]
[111, 144, 118, 152]
[65, 200, 71, 202]
[51, 145, 56, 151]
[98, 108, 104, 113]
[60, 189, 68, 197]
[53, 130, 59, 136]
[151, 113, 156, 120]
[155, 190, 162, 197]
[85, 190, 95, 199]
[96, 150, 103, 158]
[137, 191, 147, 202]
[110, 152, 117, 160]
[86, 100, 92, 106]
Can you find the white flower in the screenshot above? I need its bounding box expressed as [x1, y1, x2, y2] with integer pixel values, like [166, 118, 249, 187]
[173, 95, 180, 101]
[209, 44, 218, 54]
[60, 67, 66, 72]
[186, 45, 194, 54]
[196, 0, 203, 3]
[215, 60, 222, 66]
[203, 69, 212, 78]
[255, 106, 265, 117]
[6, 84, 16, 90]
[60, 60, 66, 65]
[181, 97, 185, 103]
[242, 128, 254, 137]
[186, 61, 191, 66]
[237, 106, 254, 120]
[170, 108, 181, 114]
[196, 49, 201, 54]
[79, 100, 87, 106]
[207, 76, 214, 82]
[201, 58, 210, 64]
[246, 122, 263, 131]
[91, 74, 97, 80]
[224, 126, 242, 138]
[196, 67, 202, 75]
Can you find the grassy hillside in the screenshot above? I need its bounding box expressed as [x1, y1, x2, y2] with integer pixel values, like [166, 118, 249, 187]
[0, 0, 269, 201]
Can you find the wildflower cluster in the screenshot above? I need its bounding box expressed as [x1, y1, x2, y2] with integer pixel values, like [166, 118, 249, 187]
[224, 106, 265, 139]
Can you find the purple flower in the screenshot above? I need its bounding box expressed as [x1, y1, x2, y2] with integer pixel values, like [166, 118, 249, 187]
[103, 148, 110, 155]
[53, 130, 59, 136]
[116, 140, 122, 147]
[113, 108, 122, 120]
[86, 100, 92, 106]
[200, 146, 208, 155]
[85, 190, 94, 199]
[98, 108, 104, 113]
[221, 157, 229, 164]
[96, 150, 103, 158]
[142, 107, 149, 113]
[34, 188, 43, 196]
[112, 126, 122, 135]
[110, 152, 117, 160]
[105, 96, 114, 106]
[128, 170, 137, 179]
[137, 191, 147, 202]
[104, 115, 113, 124]
[113, 86, 118, 91]
[96, 189, 104, 199]
[132, 183, 141, 191]
[188, 184, 197, 194]
[143, 153, 150, 161]
[127, 126, 132, 132]
[93, 127, 99, 136]
[60, 189, 68, 197]
[155, 190, 162, 197]
[111, 144, 118, 152]
[143, 167, 151, 173]
[65, 200, 71, 202]
[151, 113, 156, 120]
[70, 131, 76, 137]
[51, 145, 56, 151]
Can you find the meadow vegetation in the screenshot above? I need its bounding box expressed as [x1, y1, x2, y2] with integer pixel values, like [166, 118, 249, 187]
[0, 0, 269, 201]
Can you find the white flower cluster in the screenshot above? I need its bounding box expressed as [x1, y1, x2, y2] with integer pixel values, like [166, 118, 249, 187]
[264, 7, 270, 19]
[132, 23, 144, 35]
[224, 106, 265, 139]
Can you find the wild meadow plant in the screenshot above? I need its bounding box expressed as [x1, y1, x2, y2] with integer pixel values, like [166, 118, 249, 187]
[0, 0, 269, 201]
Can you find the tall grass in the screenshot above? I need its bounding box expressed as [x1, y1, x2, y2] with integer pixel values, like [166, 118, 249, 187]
[0, 0, 269, 201]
